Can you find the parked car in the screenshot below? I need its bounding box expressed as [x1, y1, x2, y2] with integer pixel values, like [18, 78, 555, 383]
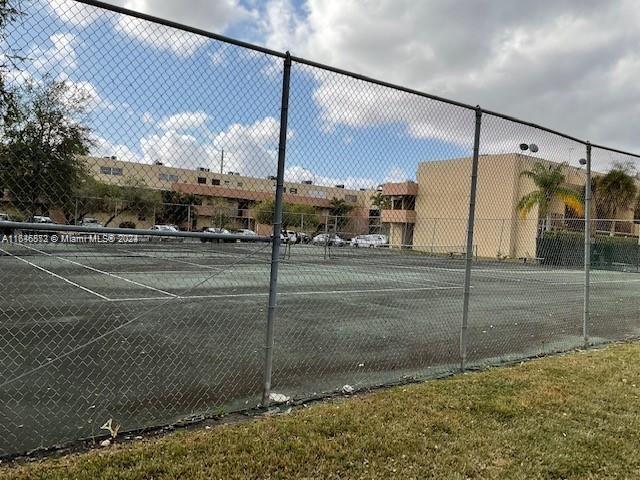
[26, 215, 55, 224]
[235, 228, 257, 236]
[22, 215, 57, 237]
[231, 228, 258, 242]
[201, 227, 234, 243]
[312, 233, 346, 247]
[351, 234, 388, 248]
[79, 217, 103, 228]
[296, 232, 311, 244]
[150, 224, 183, 242]
[281, 230, 298, 244]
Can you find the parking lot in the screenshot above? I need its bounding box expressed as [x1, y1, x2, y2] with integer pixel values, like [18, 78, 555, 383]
[1, 239, 639, 455]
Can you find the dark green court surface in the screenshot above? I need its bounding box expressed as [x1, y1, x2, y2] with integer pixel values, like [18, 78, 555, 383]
[1, 241, 638, 456]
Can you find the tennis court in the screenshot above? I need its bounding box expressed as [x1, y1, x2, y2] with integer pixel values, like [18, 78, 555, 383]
[1, 239, 639, 455]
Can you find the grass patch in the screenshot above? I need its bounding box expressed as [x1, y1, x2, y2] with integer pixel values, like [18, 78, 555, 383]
[4, 343, 640, 479]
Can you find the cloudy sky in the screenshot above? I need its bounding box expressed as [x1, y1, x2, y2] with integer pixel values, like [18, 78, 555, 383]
[7, 0, 640, 185]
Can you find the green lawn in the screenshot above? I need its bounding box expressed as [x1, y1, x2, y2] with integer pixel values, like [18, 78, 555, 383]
[4, 343, 640, 479]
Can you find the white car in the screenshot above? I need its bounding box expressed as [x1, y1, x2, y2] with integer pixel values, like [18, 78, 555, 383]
[150, 224, 183, 242]
[312, 233, 346, 247]
[233, 228, 258, 242]
[79, 217, 103, 228]
[280, 230, 298, 244]
[28, 215, 55, 224]
[202, 227, 234, 243]
[235, 228, 257, 236]
[351, 234, 388, 248]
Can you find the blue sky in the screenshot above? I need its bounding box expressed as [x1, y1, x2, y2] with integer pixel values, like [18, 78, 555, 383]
[6, 0, 475, 189]
[10, 0, 634, 185]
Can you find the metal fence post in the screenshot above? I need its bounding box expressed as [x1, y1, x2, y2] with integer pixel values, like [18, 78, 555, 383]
[262, 52, 292, 407]
[460, 106, 482, 372]
[583, 142, 592, 347]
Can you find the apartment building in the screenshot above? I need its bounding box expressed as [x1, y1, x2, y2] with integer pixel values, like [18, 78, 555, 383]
[83, 156, 375, 234]
[382, 153, 639, 258]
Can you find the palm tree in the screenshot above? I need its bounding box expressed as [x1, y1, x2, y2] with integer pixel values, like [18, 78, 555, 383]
[517, 162, 584, 236]
[370, 192, 391, 210]
[593, 167, 637, 236]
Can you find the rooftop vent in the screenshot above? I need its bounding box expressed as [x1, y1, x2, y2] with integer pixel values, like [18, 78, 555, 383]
[335, 184, 345, 189]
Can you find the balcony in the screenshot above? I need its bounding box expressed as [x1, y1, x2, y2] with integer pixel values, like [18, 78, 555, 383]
[381, 209, 417, 224]
[382, 181, 418, 196]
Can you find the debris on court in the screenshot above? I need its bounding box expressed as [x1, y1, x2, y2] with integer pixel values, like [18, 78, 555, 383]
[341, 385, 355, 394]
[100, 419, 120, 439]
[268, 393, 290, 404]
[99, 439, 111, 448]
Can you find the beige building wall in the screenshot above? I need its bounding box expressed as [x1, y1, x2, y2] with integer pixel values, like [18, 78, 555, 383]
[414, 154, 597, 259]
[81, 157, 374, 232]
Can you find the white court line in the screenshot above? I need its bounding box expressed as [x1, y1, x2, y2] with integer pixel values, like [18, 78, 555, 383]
[0, 247, 110, 300]
[108, 285, 464, 302]
[20, 244, 177, 298]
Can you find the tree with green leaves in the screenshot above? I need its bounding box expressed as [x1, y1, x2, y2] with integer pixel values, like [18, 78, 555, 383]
[155, 190, 199, 228]
[0, 78, 92, 217]
[517, 162, 584, 236]
[329, 197, 354, 231]
[0, 0, 21, 122]
[70, 177, 162, 227]
[593, 166, 637, 235]
[370, 191, 391, 210]
[253, 199, 318, 230]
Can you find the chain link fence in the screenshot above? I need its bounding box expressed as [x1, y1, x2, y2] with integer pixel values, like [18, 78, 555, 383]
[1, 0, 639, 457]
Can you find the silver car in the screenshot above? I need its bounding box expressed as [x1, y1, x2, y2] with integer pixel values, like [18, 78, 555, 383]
[312, 233, 346, 247]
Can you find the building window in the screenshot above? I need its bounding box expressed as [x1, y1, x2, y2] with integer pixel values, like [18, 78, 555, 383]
[224, 180, 230, 185]
[289, 188, 298, 194]
[158, 173, 179, 182]
[197, 177, 206, 184]
[345, 194, 357, 203]
[100, 166, 112, 175]
[237, 182, 243, 187]
[112, 167, 123, 176]
[212, 178, 220, 186]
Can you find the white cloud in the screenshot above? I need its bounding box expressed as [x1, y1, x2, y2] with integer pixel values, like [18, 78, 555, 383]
[141, 112, 155, 124]
[210, 50, 226, 66]
[137, 116, 284, 175]
[158, 111, 209, 131]
[384, 167, 408, 183]
[212, 116, 283, 176]
[114, 16, 209, 57]
[109, 0, 257, 56]
[284, 165, 374, 190]
[140, 129, 215, 169]
[47, 0, 104, 27]
[257, 0, 640, 154]
[91, 136, 143, 163]
[62, 80, 111, 111]
[29, 33, 77, 77]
